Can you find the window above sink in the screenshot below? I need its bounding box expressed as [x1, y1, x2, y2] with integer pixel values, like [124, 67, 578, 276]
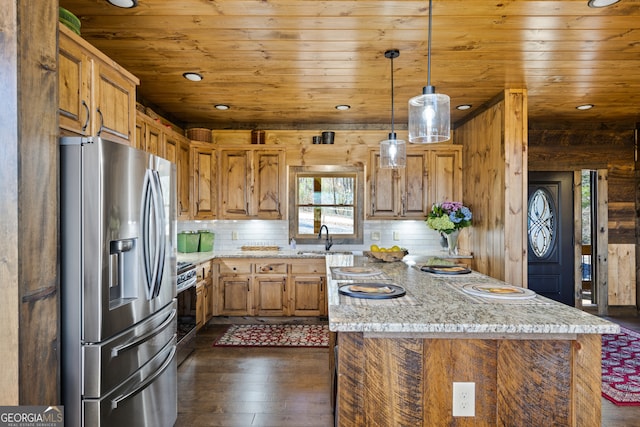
[288, 165, 364, 245]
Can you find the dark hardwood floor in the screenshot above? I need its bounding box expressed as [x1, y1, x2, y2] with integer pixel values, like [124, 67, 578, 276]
[176, 315, 640, 427]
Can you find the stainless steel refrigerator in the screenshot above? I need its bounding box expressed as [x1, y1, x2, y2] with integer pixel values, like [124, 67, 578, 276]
[60, 136, 177, 427]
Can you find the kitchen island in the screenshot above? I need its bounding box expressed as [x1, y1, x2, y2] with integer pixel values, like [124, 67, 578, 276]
[326, 254, 618, 427]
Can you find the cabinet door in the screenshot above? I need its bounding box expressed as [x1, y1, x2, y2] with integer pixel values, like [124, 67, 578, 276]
[400, 152, 429, 218]
[220, 150, 251, 218]
[369, 151, 400, 218]
[59, 29, 91, 136]
[254, 150, 285, 219]
[254, 276, 287, 316]
[192, 145, 217, 219]
[218, 276, 252, 315]
[164, 133, 178, 163]
[177, 138, 191, 219]
[134, 118, 145, 151]
[93, 59, 137, 145]
[143, 119, 163, 156]
[195, 283, 204, 330]
[430, 149, 462, 206]
[204, 281, 213, 322]
[291, 276, 325, 316]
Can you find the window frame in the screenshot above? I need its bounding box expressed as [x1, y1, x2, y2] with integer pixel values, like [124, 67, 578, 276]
[288, 165, 364, 245]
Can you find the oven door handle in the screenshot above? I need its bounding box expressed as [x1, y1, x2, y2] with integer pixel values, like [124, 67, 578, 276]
[110, 308, 176, 358]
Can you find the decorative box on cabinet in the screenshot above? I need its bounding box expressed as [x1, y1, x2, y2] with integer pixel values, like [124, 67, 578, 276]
[58, 25, 138, 145]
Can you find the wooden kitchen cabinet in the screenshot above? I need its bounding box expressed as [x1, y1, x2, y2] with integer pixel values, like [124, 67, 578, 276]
[176, 138, 191, 219]
[219, 148, 285, 219]
[136, 114, 163, 156]
[59, 25, 138, 145]
[195, 261, 213, 330]
[290, 260, 326, 316]
[216, 260, 252, 316]
[368, 146, 462, 219]
[192, 143, 217, 220]
[212, 258, 327, 317]
[254, 261, 288, 316]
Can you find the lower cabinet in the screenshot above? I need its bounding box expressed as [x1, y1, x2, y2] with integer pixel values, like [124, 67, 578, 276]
[213, 258, 326, 317]
[195, 261, 213, 330]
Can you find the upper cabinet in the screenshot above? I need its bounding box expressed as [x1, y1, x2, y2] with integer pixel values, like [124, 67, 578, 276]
[219, 148, 285, 219]
[58, 25, 138, 145]
[192, 143, 217, 220]
[368, 145, 461, 219]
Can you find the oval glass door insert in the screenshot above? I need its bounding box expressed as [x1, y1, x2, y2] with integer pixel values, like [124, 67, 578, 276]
[528, 188, 556, 258]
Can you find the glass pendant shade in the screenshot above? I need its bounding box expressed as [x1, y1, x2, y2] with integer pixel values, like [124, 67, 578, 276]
[380, 133, 407, 169]
[408, 86, 450, 143]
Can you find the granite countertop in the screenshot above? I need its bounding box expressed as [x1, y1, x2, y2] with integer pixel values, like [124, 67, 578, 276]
[326, 254, 619, 337]
[177, 249, 472, 265]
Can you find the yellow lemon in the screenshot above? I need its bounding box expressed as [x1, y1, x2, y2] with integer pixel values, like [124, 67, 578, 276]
[391, 245, 401, 252]
[370, 244, 380, 252]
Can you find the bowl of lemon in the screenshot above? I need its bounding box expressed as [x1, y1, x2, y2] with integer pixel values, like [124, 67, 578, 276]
[364, 245, 409, 262]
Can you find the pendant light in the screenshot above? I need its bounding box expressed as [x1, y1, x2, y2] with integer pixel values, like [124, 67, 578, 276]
[408, 0, 450, 143]
[380, 49, 406, 169]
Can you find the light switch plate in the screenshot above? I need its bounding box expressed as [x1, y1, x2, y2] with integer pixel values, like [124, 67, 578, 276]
[371, 231, 381, 241]
[393, 231, 400, 241]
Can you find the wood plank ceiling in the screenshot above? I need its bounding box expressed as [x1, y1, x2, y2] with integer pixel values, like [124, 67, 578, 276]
[59, 0, 640, 130]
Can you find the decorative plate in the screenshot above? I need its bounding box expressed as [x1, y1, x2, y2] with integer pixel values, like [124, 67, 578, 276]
[333, 266, 382, 276]
[338, 283, 406, 299]
[461, 284, 537, 299]
[421, 265, 471, 275]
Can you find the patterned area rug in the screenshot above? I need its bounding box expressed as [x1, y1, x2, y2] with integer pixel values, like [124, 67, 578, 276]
[602, 326, 640, 406]
[213, 324, 329, 348]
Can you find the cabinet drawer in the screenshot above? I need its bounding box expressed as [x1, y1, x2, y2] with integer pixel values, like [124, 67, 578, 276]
[196, 261, 212, 281]
[217, 260, 252, 275]
[255, 262, 288, 274]
[290, 262, 326, 275]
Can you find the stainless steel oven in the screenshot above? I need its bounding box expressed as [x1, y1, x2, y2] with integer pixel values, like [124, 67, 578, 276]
[176, 262, 197, 365]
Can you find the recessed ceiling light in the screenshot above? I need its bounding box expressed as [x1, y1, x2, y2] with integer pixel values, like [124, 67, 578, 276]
[456, 104, 472, 111]
[215, 104, 230, 110]
[576, 104, 594, 110]
[183, 72, 203, 82]
[106, 0, 138, 8]
[335, 105, 351, 111]
[587, 0, 620, 8]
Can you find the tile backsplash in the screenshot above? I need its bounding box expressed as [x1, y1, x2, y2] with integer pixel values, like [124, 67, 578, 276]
[178, 219, 445, 252]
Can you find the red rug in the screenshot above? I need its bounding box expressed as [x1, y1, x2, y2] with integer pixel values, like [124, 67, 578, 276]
[213, 324, 329, 348]
[602, 326, 640, 406]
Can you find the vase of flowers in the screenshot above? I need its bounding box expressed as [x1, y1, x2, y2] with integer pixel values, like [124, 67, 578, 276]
[426, 201, 472, 255]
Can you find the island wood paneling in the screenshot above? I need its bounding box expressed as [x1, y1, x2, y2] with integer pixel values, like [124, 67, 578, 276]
[458, 90, 527, 286]
[335, 333, 601, 426]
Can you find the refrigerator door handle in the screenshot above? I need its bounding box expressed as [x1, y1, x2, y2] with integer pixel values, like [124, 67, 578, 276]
[110, 308, 176, 358]
[110, 339, 177, 410]
[141, 169, 166, 299]
[151, 170, 166, 297]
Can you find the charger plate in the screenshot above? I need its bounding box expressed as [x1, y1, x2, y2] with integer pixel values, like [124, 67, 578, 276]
[338, 283, 406, 299]
[461, 284, 536, 299]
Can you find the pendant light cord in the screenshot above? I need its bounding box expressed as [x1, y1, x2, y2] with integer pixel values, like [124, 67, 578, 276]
[427, 0, 433, 87]
[391, 53, 395, 136]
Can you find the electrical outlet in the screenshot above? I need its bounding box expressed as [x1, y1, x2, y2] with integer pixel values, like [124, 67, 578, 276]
[371, 231, 381, 241]
[231, 231, 238, 240]
[452, 382, 475, 417]
[393, 231, 400, 241]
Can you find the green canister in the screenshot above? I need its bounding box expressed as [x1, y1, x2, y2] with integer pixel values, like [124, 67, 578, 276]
[198, 230, 214, 252]
[178, 231, 200, 253]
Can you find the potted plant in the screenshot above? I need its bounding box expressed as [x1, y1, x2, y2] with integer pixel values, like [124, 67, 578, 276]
[426, 201, 472, 254]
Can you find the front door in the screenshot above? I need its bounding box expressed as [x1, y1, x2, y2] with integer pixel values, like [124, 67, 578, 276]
[527, 172, 575, 306]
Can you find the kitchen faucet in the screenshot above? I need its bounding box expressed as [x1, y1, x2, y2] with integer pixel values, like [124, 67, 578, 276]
[318, 225, 333, 251]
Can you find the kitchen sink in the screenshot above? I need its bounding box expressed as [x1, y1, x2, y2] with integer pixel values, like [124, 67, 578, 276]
[296, 250, 354, 256]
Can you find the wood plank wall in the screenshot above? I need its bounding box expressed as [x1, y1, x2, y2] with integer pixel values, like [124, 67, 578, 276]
[456, 90, 528, 286]
[0, 0, 59, 404]
[529, 129, 637, 307]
